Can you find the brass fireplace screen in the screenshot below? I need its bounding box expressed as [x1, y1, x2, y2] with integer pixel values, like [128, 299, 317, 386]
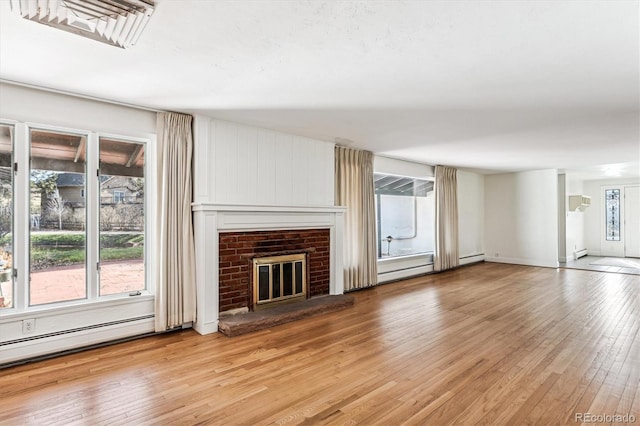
[252, 254, 306, 310]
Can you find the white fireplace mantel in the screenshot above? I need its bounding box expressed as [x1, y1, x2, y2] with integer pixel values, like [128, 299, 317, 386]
[192, 203, 346, 335]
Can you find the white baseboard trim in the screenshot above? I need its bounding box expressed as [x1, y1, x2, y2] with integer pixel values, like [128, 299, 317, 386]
[559, 256, 571, 263]
[459, 254, 485, 266]
[485, 257, 559, 268]
[377, 254, 485, 283]
[0, 317, 155, 365]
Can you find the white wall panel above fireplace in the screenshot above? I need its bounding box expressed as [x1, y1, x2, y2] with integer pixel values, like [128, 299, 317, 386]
[193, 116, 335, 207]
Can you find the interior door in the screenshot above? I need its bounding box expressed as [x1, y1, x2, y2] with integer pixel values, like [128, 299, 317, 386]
[625, 185, 640, 258]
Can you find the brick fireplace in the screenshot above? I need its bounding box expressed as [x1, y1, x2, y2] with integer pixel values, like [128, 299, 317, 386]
[218, 229, 331, 312]
[191, 204, 346, 335]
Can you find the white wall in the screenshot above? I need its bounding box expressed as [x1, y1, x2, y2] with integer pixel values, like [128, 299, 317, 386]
[193, 116, 334, 207]
[485, 169, 559, 268]
[0, 83, 156, 138]
[583, 177, 640, 256]
[373, 155, 434, 178]
[457, 170, 485, 264]
[0, 83, 157, 364]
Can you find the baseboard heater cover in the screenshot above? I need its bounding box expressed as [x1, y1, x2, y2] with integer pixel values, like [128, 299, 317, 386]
[574, 249, 588, 260]
[0, 315, 155, 347]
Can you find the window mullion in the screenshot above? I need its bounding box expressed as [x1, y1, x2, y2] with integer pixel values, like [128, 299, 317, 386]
[14, 123, 29, 311]
[86, 133, 99, 300]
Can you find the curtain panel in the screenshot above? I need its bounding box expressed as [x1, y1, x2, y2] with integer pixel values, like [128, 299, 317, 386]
[434, 165, 459, 271]
[335, 146, 378, 290]
[155, 112, 197, 331]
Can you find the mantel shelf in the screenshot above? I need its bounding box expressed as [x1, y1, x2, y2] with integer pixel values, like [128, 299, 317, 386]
[191, 203, 347, 214]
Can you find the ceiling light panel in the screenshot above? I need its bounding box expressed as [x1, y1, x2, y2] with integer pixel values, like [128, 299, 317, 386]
[10, 0, 155, 48]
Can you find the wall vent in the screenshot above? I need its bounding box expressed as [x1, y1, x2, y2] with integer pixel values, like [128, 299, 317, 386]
[10, 0, 155, 49]
[568, 195, 591, 212]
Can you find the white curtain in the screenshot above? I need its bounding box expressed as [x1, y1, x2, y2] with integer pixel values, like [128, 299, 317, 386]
[434, 165, 459, 272]
[335, 146, 378, 290]
[155, 112, 197, 331]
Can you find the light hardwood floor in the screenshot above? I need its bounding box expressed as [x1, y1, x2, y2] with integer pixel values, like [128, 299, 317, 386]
[1, 262, 638, 425]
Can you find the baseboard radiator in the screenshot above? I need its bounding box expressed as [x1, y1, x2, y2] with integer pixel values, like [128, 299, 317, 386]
[574, 249, 588, 260]
[0, 315, 154, 347]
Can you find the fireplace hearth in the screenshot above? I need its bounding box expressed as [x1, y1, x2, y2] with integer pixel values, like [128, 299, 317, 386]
[218, 294, 354, 337]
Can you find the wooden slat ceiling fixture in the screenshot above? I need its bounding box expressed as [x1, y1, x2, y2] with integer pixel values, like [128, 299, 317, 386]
[9, 0, 155, 49]
[31, 130, 86, 163]
[100, 138, 145, 169]
[30, 130, 144, 177]
[374, 174, 434, 197]
[0, 129, 143, 177]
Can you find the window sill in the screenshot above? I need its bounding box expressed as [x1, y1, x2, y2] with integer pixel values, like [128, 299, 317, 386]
[378, 252, 433, 264]
[0, 293, 154, 322]
[378, 253, 434, 275]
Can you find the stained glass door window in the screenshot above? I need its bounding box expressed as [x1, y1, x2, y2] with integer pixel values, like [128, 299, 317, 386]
[605, 189, 620, 241]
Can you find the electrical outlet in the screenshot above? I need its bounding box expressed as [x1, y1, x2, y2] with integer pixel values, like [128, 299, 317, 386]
[22, 318, 35, 334]
[495, 252, 499, 257]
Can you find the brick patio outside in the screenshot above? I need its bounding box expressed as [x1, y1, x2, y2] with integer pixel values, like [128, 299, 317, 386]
[0, 259, 144, 307]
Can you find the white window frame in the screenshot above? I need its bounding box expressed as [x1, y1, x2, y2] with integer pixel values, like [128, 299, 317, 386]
[0, 121, 155, 315]
[0, 121, 16, 311]
[374, 172, 436, 283]
[374, 173, 435, 260]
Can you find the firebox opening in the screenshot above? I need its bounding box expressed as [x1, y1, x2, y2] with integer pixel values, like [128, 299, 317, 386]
[252, 253, 307, 310]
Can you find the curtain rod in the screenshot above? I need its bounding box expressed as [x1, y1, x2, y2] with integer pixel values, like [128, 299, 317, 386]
[0, 78, 172, 114]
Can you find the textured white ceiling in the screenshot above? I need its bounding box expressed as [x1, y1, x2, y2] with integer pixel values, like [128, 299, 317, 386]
[0, 0, 638, 177]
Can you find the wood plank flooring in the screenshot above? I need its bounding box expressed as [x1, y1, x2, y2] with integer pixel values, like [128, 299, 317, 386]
[1, 262, 638, 425]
